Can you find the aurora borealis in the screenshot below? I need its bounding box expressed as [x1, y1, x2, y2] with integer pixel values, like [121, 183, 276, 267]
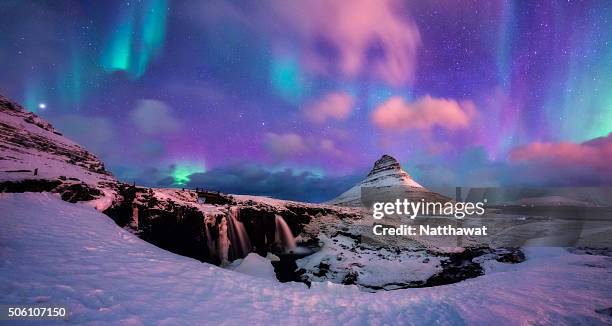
[1, 0, 611, 201]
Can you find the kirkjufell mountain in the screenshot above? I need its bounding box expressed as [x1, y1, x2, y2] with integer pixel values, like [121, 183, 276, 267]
[328, 154, 449, 206]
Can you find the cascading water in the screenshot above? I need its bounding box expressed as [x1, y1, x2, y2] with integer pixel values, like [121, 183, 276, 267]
[218, 216, 230, 265]
[275, 215, 296, 251]
[131, 205, 139, 229]
[204, 220, 217, 258]
[226, 206, 252, 260]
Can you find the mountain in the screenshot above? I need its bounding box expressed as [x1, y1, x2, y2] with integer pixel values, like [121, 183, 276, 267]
[327, 154, 449, 206]
[0, 95, 119, 209]
[0, 95, 520, 291]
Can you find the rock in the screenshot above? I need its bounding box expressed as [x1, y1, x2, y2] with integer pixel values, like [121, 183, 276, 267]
[266, 252, 280, 261]
[495, 248, 526, 264]
[57, 182, 103, 203]
[595, 307, 612, 317]
[342, 271, 358, 285]
[0, 179, 61, 193]
[314, 261, 330, 277]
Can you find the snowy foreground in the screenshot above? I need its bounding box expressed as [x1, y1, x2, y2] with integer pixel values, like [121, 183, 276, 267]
[1, 193, 612, 325]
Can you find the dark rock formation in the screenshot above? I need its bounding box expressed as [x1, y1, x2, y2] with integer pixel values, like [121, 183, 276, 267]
[0, 179, 62, 193]
[0, 178, 102, 203]
[366, 154, 414, 180]
[56, 182, 103, 203]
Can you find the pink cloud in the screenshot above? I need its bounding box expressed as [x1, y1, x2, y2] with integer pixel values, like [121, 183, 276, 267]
[190, 0, 421, 86]
[262, 132, 308, 158]
[510, 133, 612, 171]
[262, 132, 349, 162]
[319, 139, 343, 157]
[269, 0, 420, 86]
[303, 92, 353, 123]
[371, 95, 476, 132]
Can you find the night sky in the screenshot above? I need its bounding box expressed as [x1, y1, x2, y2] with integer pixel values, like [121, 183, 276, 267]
[1, 0, 611, 202]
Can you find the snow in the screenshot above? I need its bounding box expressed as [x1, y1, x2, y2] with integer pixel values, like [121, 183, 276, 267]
[0, 100, 118, 209]
[0, 106, 113, 186]
[1, 192, 611, 324]
[83, 188, 117, 211]
[297, 234, 443, 288]
[229, 253, 277, 280]
[234, 194, 294, 207]
[233, 193, 360, 218]
[327, 155, 433, 206]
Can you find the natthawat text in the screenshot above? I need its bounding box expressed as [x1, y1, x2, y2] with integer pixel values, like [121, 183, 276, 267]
[373, 224, 488, 236]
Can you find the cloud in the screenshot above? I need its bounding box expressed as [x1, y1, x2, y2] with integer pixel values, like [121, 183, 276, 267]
[160, 164, 363, 203]
[129, 99, 181, 135]
[503, 134, 612, 186]
[303, 92, 353, 123]
[190, 0, 421, 86]
[262, 132, 350, 161]
[319, 139, 342, 156]
[262, 132, 308, 158]
[371, 95, 476, 132]
[272, 0, 421, 86]
[510, 133, 612, 173]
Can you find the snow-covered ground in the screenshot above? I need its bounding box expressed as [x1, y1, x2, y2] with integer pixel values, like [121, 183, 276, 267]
[297, 234, 443, 289]
[2, 192, 611, 324]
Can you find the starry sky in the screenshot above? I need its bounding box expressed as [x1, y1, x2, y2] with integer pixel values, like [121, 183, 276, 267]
[1, 0, 611, 202]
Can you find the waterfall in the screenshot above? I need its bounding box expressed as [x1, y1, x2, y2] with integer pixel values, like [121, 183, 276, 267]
[204, 220, 216, 258]
[131, 205, 139, 229]
[226, 207, 252, 259]
[275, 215, 296, 251]
[218, 216, 230, 265]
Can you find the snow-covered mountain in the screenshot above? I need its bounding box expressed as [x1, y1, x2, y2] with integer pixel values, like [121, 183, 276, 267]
[328, 154, 449, 206]
[0, 95, 118, 210]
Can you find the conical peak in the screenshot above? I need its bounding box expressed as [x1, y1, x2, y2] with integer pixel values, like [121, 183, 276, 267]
[326, 154, 431, 205]
[368, 154, 401, 177]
